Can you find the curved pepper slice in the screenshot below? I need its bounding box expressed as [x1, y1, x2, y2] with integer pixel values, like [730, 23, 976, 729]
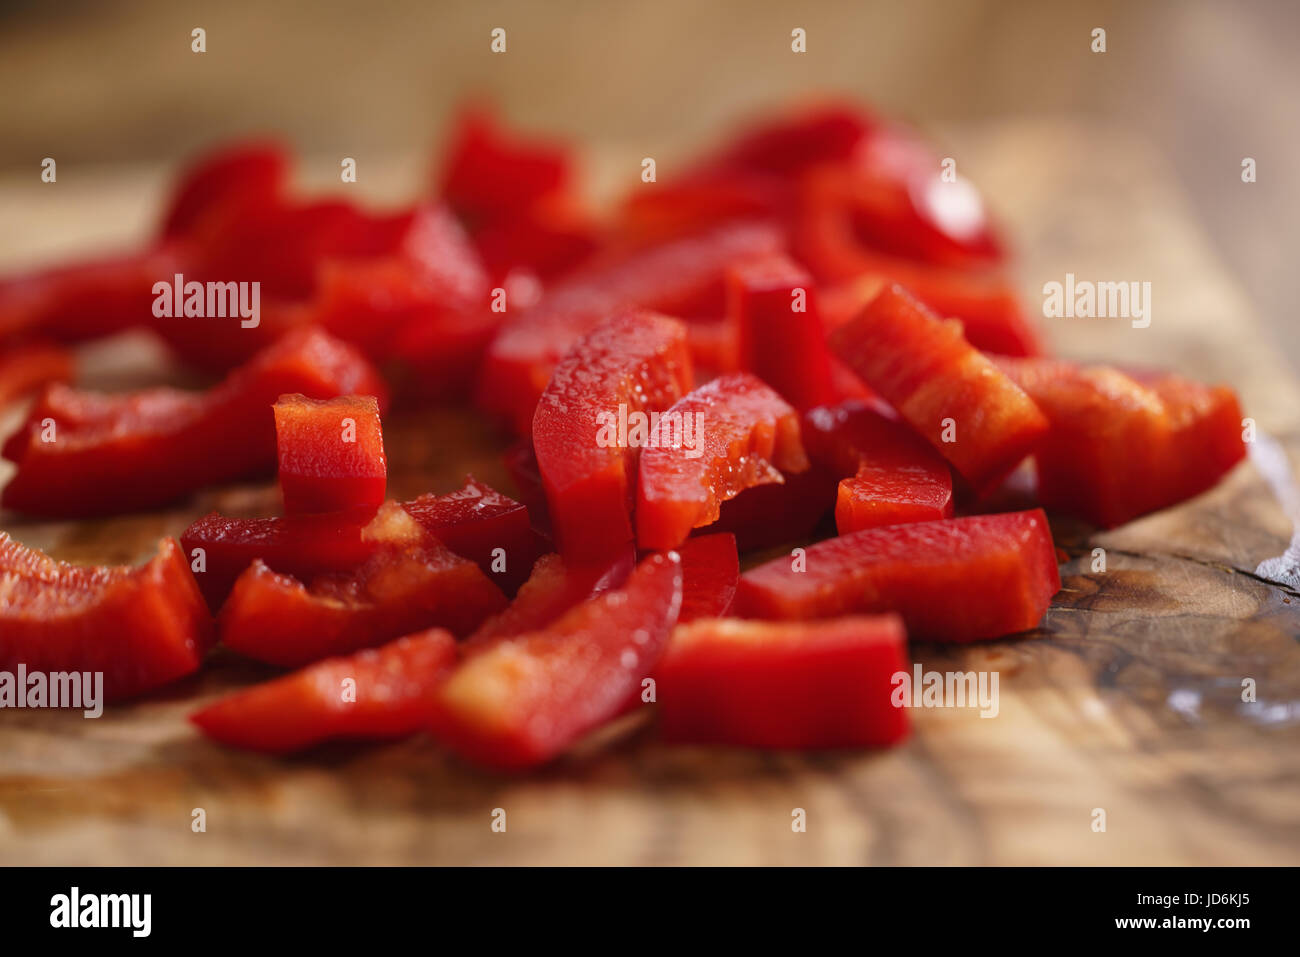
[160, 141, 290, 239]
[996, 358, 1246, 527]
[191, 628, 457, 754]
[533, 309, 694, 560]
[274, 393, 386, 515]
[636, 373, 809, 551]
[676, 533, 739, 623]
[708, 462, 839, 552]
[725, 253, 836, 411]
[219, 504, 506, 667]
[429, 550, 683, 771]
[0, 342, 74, 406]
[804, 399, 954, 533]
[1, 327, 386, 517]
[827, 284, 1048, 492]
[657, 615, 909, 749]
[478, 222, 779, 434]
[735, 509, 1060, 642]
[0, 534, 212, 701]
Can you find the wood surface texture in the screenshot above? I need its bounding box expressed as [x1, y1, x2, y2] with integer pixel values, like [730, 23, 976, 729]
[0, 119, 1297, 865]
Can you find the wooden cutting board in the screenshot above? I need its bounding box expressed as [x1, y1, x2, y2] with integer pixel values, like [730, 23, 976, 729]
[1, 119, 1298, 865]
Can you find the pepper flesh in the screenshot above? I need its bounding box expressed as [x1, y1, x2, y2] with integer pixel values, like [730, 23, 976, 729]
[274, 394, 386, 515]
[429, 550, 683, 771]
[0, 534, 212, 701]
[657, 616, 910, 749]
[735, 509, 1060, 642]
[636, 372, 810, 551]
[191, 628, 458, 754]
[676, 533, 739, 623]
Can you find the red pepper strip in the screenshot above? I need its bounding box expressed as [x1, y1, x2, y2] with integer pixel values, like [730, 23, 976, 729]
[0, 342, 75, 406]
[160, 141, 290, 239]
[429, 550, 683, 771]
[735, 509, 1060, 642]
[191, 628, 457, 754]
[219, 504, 506, 667]
[657, 615, 910, 749]
[181, 476, 533, 611]
[996, 359, 1246, 527]
[0, 534, 212, 701]
[708, 462, 839, 552]
[684, 319, 741, 377]
[403, 476, 537, 596]
[675, 533, 738, 623]
[274, 394, 386, 515]
[636, 372, 810, 551]
[827, 284, 1048, 492]
[725, 252, 837, 411]
[477, 222, 780, 434]
[804, 399, 954, 533]
[533, 309, 694, 560]
[1, 327, 387, 517]
[466, 548, 636, 649]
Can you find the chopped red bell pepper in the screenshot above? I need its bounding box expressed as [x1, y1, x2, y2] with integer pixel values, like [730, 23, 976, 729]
[657, 615, 909, 749]
[1, 327, 386, 517]
[219, 504, 506, 667]
[828, 284, 1048, 491]
[636, 372, 810, 550]
[160, 141, 290, 239]
[676, 533, 739, 622]
[725, 252, 837, 411]
[0, 533, 213, 701]
[735, 509, 1060, 642]
[428, 550, 683, 770]
[181, 476, 532, 611]
[996, 358, 1246, 527]
[708, 462, 839, 551]
[191, 628, 457, 754]
[533, 309, 694, 560]
[467, 547, 636, 648]
[478, 222, 780, 434]
[274, 393, 386, 515]
[804, 399, 954, 533]
[0, 342, 74, 406]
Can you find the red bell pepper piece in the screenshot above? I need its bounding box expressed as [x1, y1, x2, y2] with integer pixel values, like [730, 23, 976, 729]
[725, 252, 837, 411]
[467, 548, 636, 648]
[502, 438, 552, 537]
[996, 358, 1246, 527]
[219, 504, 506, 667]
[160, 141, 290, 239]
[533, 309, 694, 560]
[191, 628, 457, 754]
[828, 284, 1048, 491]
[439, 105, 572, 222]
[478, 222, 780, 434]
[182, 476, 533, 611]
[735, 509, 1060, 642]
[657, 615, 910, 749]
[0, 342, 74, 406]
[0, 534, 212, 701]
[274, 394, 387, 515]
[636, 372, 810, 550]
[676, 533, 739, 623]
[804, 399, 954, 533]
[708, 462, 839, 552]
[1, 327, 386, 517]
[428, 550, 683, 770]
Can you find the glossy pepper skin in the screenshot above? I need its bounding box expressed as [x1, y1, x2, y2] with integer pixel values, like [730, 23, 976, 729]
[1, 327, 387, 518]
[478, 222, 779, 435]
[191, 628, 458, 754]
[803, 398, 954, 533]
[996, 358, 1246, 527]
[657, 615, 910, 749]
[219, 505, 506, 667]
[0, 534, 213, 702]
[725, 252, 837, 411]
[636, 373, 810, 551]
[828, 284, 1048, 492]
[675, 533, 739, 623]
[533, 309, 694, 561]
[274, 394, 387, 515]
[735, 509, 1060, 642]
[429, 550, 683, 771]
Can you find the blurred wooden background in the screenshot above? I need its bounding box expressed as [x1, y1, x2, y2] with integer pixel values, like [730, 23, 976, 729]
[0, 0, 1296, 369]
